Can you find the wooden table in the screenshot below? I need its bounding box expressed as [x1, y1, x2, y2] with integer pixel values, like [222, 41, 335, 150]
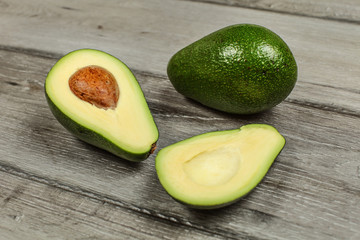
[1, 1, 359, 239]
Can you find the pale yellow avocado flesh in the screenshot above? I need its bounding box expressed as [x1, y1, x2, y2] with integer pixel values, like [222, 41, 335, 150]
[156, 124, 285, 208]
[46, 49, 158, 155]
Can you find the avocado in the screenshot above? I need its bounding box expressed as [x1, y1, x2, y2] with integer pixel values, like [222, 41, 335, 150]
[167, 24, 297, 114]
[155, 124, 285, 209]
[45, 49, 159, 162]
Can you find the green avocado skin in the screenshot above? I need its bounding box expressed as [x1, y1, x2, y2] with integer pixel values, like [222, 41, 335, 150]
[167, 24, 298, 114]
[45, 91, 152, 162]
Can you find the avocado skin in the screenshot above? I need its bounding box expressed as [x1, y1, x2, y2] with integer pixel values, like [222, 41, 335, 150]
[45, 91, 154, 162]
[167, 24, 298, 114]
[171, 195, 244, 210]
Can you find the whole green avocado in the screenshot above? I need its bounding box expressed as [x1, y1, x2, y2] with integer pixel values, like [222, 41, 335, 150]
[167, 24, 298, 114]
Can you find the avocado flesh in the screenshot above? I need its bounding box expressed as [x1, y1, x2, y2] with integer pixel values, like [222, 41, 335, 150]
[155, 124, 285, 209]
[45, 49, 159, 162]
[167, 24, 297, 114]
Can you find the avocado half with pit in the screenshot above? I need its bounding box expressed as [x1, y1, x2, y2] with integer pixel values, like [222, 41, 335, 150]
[155, 124, 285, 209]
[45, 49, 159, 162]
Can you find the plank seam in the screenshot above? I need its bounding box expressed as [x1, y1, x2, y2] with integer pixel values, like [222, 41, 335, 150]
[0, 45, 61, 59]
[179, 0, 360, 25]
[0, 162, 260, 240]
[0, 45, 359, 117]
[285, 99, 360, 118]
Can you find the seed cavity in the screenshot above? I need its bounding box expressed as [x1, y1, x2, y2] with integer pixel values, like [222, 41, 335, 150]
[183, 146, 241, 187]
[69, 65, 119, 110]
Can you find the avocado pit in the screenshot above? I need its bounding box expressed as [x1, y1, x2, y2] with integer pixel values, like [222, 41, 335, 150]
[69, 65, 119, 110]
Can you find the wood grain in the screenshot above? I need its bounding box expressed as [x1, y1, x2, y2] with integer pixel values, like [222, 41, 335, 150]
[0, 0, 360, 239]
[0, 170, 223, 240]
[0, 0, 359, 114]
[0, 48, 359, 239]
[187, 0, 360, 23]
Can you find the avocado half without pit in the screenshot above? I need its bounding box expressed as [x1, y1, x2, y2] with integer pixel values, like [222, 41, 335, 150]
[155, 124, 285, 209]
[45, 49, 159, 162]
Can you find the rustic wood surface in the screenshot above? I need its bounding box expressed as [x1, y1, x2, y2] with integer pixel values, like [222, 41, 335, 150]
[0, 0, 359, 239]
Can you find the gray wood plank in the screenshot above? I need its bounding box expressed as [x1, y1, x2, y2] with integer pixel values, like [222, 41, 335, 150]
[0, 49, 359, 239]
[0, 0, 359, 114]
[1, 0, 360, 239]
[0, 170, 223, 240]
[186, 0, 360, 23]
